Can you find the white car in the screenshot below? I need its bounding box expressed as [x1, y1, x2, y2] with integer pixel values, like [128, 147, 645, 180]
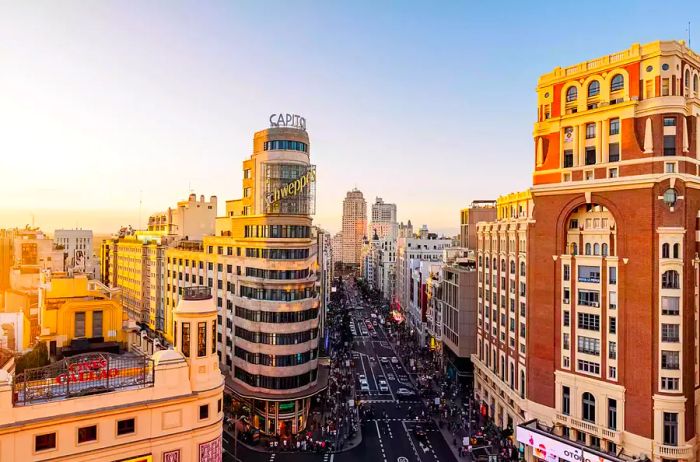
[360, 380, 370, 393]
[378, 380, 389, 392]
[359, 374, 367, 382]
[391, 357, 399, 364]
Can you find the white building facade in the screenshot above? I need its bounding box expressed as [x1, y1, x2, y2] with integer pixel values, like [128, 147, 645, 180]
[54, 229, 97, 278]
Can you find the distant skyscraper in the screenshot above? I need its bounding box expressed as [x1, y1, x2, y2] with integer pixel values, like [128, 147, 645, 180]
[341, 189, 367, 267]
[370, 197, 398, 240]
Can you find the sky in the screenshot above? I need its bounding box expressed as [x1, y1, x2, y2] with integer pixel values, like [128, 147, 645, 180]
[0, 1, 697, 236]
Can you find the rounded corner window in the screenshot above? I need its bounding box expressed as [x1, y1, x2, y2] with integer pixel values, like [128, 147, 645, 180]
[663, 188, 677, 207]
[646, 65, 653, 72]
[662, 63, 670, 71]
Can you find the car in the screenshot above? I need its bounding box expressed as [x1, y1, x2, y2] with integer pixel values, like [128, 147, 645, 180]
[352, 352, 360, 359]
[391, 357, 399, 364]
[378, 380, 389, 392]
[380, 357, 389, 364]
[414, 425, 427, 440]
[358, 374, 367, 382]
[396, 388, 416, 399]
[360, 381, 370, 393]
[387, 373, 396, 381]
[399, 375, 409, 382]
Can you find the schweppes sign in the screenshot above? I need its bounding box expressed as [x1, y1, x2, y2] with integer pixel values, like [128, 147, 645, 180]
[266, 169, 316, 205]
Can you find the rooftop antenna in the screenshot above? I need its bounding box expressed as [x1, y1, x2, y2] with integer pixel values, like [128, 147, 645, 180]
[687, 21, 692, 48]
[138, 190, 143, 230]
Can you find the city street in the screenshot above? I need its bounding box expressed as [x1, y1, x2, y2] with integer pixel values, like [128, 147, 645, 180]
[223, 278, 457, 462]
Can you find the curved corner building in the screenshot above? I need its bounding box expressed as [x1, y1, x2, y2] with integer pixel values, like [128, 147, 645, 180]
[165, 122, 327, 437]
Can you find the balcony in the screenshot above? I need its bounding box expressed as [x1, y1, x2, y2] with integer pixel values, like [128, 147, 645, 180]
[578, 276, 600, 284]
[654, 442, 694, 459]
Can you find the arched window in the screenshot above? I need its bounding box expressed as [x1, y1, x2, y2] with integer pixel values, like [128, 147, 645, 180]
[588, 81, 600, 97]
[510, 261, 516, 274]
[585, 243, 592, 255]
[593, 243, 600, 255]
[571, 243, 578, 255]
[492, 258, 497, 270]
[566, 86, 578, 102]
[520, 370, 525, 399]
[685, 70, 691, 90]
[662, 243, 670, 259]
[501, 259, 506, 272]
[510, 363, 515, 390]
[662, 270, 680, 289]
[478, 256, 483, 266]
[673, 243, 680, 259]
[582, 392, 596, 422]
[611, 74, 624, 92]
[520, 262, 526, 276]
[602, 243, 609, 257]
[695, 74, 699, 93]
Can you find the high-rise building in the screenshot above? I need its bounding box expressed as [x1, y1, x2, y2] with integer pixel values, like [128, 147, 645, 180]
[54, 229, 97, 278]
[0, 284, 224, 461]
[341, 189, 367, 268]
[459, 201, 497, 250]
[473, 190, 533, 430]
[331, 231, 343, 270]
[164, 120, 327, 437]
[370, 197, 398, 240]
[475, 40, 700, 462]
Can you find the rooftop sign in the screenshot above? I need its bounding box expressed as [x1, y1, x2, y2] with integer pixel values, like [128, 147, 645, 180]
[265, 168, 316, 206]
[269, 113, 306, 131]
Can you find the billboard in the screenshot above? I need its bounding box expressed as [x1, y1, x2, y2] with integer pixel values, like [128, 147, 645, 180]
[263, 163, 316, 215]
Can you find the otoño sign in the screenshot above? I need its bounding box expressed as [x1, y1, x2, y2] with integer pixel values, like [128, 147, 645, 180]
[269, 113, 306, 131]
[265, 169, 316, 205]
[55, 357, 119, 385]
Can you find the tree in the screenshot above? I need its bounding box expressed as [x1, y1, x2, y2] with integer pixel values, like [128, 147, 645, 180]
[15, 342, 49, 374]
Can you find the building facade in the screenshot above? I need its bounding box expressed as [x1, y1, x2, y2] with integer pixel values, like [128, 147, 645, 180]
[438, 249, 478, 383]
[164, 123, 327, 437]
[515, 40, 700, 462]
[147, 194, 217, 240]
[341, 189, 367, 268]
[370, 197, 398, 240]
[54, 229, 97, 279]
[0, 285, 224, 462]
[473, 190, 533, 432]
[459, 201, 497, 250]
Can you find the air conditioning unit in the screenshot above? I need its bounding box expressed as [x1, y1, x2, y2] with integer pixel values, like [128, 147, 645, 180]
[591, 302, 600, 308]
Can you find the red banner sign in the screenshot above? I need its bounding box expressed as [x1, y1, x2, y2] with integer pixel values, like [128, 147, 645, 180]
[55, 358, 119, 384]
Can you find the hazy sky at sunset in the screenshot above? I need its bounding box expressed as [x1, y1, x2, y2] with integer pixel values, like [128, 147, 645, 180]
[0, 1, 697, 235]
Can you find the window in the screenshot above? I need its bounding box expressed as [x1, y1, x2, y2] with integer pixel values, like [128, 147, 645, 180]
[609, 341, 617, 359]
[609, 366, 617, 379]
[663, 189, 678, 207]
[181, 322, 190, 357]
[563, 264, 570, 281]
[662, 270, 680, 289]
[578, 359, 600, 375]
[211, 321, 216, 354]
[610, 75, 624, 92]
[582, 392, 596, 422]
[563, 311, 570, 327]
[75, 312, 86, 337]
[667, 162, 678, 175]
[673, 243, 680, 259]
[35, 432, 56, 452]
[566, 87, 578, 102]
[243, 169, 251, 179]
[562, 386, 570, 415]
[608, 399, 617, 430]
[662, 78, 670, 96]
[661, 377, 680, 391]
[586, 123, 596, 139]
[662, 243, 670, 258]
[602, 243, 609, 256]
[609, 317, 617, 334]
[662, 324, 680, 342]
[663, 117, 677, 127]
[662, 296, 680, 315]
[609, 118, 620, 135]
[563, 150, 574, 168]
[608, 142, 620, 162]
[588, 81, 600, 97]
[197, 322, 207, 357]
[578, 265, 600, 283]
[609, 267, 617, 285]
[92, 311, 103, 338]
[661, 350, 680, 370]
[585, 243, 592, 255]
[200, 404, 209, 420]
[578, 290, 600, 307]
[117, 418, 135, 436]
[578, 313, 600, 331]
[585, 147, 596, 165]
[577, 336, 600, 355]
[563, 333, 570, 350]
[663, 412, 678, 446]
[78, 425, 97, 444]
[664, 135, 676, 156]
